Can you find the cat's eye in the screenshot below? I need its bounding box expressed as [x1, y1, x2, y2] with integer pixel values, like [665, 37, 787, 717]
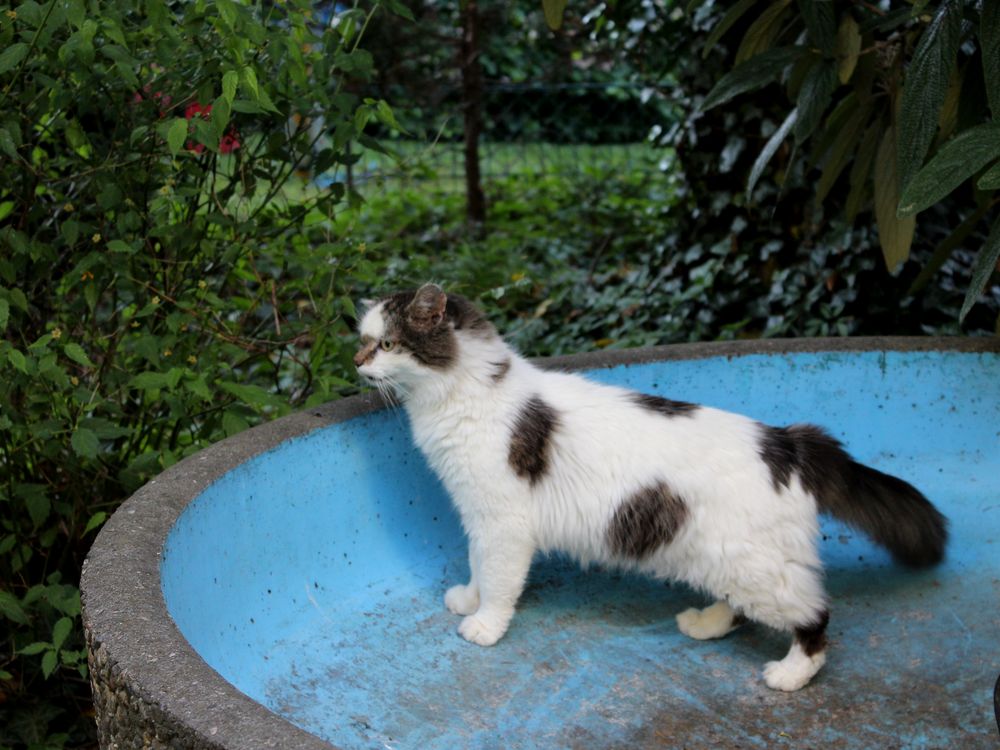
[380, 339, 396, 352]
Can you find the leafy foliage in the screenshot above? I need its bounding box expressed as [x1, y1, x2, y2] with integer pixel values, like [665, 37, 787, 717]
[0, 0, 400, 744]
[345, 164, 995, 358]
[688, 0, 1000, 323]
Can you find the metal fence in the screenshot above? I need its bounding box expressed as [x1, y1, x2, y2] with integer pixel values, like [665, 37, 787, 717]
[348, 80, 675, 189]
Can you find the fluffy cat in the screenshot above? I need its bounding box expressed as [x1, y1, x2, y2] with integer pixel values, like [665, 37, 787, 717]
[354, 283, 947, 691]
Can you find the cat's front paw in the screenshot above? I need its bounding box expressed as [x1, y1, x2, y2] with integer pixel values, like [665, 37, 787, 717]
[457, 614, 508, 646]
[444, 584, 480, 616]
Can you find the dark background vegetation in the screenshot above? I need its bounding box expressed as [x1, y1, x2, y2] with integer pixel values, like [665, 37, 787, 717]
[1, 0, 998, 746]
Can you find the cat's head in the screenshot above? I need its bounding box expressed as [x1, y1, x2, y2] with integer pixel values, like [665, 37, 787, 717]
[354, 283, 494, 395]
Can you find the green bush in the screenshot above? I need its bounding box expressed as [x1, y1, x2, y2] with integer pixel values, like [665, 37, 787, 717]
[0, 0, 406, 744]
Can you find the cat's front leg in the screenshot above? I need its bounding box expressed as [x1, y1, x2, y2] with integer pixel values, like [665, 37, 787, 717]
[456, 530, 534, 647]
[444, 545, 480, 615]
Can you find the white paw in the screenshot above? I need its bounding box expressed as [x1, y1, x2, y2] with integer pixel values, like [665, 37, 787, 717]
[763, 648, 826, 691]
[444, 584, 480, 616]
[676, 602, 738, 640]
[457, 614, 508, 646]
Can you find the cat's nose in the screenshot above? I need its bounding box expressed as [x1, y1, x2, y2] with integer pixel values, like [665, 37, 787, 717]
[354, 341, 377, 368]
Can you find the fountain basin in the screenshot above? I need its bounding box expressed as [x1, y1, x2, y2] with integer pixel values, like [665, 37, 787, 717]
[81, 338, 1000, 748]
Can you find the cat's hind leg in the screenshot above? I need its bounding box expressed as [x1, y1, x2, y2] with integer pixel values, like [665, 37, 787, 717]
[676, 600, 745, 640]
[763, 611, 829, 692]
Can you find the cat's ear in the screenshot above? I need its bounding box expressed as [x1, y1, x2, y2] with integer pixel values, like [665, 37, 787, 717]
[406, 283, 447, 332]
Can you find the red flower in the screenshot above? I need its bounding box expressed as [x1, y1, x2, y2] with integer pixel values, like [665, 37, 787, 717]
[186, 140, 206, 155]
[185, 102, 212, 120]
[219, 129, 241, 154]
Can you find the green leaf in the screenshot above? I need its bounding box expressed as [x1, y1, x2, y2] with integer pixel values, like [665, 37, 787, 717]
[797, 0, 836, 56]
[747, 108, 798, 199]
[107, 239, 134, 254]
[222, 409, 250, 436]
[0, 298, 8, 332]
[219, 381, 286, 410]
[185, 375, 213, 402]
[897, 123, 1000, 217]
[18, 483, 50, 527]
[222, 70, 239, 104]
[0, 43, 29, 76]
[794, 61, 838, 143]
[874, 126, 915, 272]
[982, 0, 1000, 119]
[7, 348, 27, 373]
[129, 371, 170, 391]
[701, 46, 805, 111]
[216, 0, 238, 29]
[71, 427, 99, 459]
[836, 15, 861, 84]
[52, 617, 73, 650]
[960, 215, 1000, 323]
[542, 0, 568, 30]
[64, 343, 95, 368]
[84, 512, 108, 535]
[166, 117, 187, 158]
[978, 160, 1000, 191]
[212, 95, 231, 137]
[19, 642, 50, 656]
[897, 0, 962, 191]
[0, 126, 16, 159]
[735, 0, 791, 64]
[0, 591, 28, 624]
[41, 649, 58, 678]
[241, 67, 259, 101]
[703, 0, 758, 59]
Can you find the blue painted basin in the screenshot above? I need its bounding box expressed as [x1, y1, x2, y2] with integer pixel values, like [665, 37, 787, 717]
[159, 342, 1000, 748]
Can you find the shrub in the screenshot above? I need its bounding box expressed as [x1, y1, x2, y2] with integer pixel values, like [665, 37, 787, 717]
[0, 0, 404, 744]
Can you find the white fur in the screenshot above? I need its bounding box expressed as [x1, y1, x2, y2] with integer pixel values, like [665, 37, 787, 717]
[357, 303, 830, 689]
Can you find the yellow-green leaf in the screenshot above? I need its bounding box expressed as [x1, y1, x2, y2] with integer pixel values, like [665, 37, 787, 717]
[874, 126, 915, 272]
[542, 0, 568, 31]
[836, 15, 861, 84]
[735, 0, 792, 65]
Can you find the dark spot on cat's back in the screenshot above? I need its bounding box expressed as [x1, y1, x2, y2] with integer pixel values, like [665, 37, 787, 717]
[607, 482, 689, 559]
[631, 393, 699, 418]
[509, 396, 559, 485]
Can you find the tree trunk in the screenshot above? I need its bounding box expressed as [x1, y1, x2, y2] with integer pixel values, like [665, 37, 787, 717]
[460, 0, 486, 226]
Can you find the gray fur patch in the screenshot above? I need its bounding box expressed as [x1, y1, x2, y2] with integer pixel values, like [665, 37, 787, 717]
[607, 482, 688, 559]
[508, 396, 558, 485]
[490, 358, 511, 383]
[632, 392, 699, 418]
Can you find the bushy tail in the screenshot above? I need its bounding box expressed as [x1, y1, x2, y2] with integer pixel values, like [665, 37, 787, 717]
[764, 424, 948, 567]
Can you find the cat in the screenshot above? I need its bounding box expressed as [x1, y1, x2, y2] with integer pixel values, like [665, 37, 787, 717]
[354, 283, 947, 691]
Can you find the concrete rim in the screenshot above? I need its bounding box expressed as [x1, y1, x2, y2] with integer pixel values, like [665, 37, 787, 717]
[80, 337, 1000, 749]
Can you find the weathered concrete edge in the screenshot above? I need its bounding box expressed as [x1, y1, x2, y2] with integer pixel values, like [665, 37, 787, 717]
[80, 336, 1000, 750]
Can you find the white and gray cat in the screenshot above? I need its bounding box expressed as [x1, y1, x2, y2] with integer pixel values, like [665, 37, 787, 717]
[355, 283, 946, 691]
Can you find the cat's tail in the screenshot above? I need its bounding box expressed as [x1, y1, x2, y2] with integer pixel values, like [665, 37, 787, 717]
[764, 424, 948, 567]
